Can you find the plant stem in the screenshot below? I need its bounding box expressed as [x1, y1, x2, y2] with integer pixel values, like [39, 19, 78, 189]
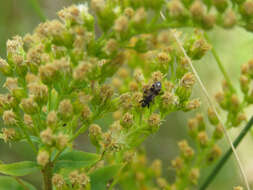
[200, 116, 253, 190]
[42, 162, 53, 190]
[203, 32, 236, 93]
[27, 0, 46, 22]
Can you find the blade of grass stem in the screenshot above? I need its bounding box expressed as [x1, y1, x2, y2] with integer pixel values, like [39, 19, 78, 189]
[200, 116, 253, 190]
[27, 0, 46, 22]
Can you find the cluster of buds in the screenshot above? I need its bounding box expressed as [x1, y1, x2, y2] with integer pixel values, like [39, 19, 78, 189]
[166, 0, 241, 30]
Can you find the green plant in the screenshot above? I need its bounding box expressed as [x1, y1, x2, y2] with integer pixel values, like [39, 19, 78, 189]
[0, 0, 253, 190]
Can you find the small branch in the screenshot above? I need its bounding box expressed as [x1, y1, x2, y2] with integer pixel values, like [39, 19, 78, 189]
[27, 0, 46, 22]
[200, 116, 253, 190]
[203, 32, 236, 93]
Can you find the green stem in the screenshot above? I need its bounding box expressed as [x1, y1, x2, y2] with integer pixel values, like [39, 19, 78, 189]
[70, 123, 89, 142]
[42, 162, 53, 190]
[199, 116, 253, 190]
[204, 32, 236, 93]
[20, 123, 37, 153]
[27, 0, 46, 22]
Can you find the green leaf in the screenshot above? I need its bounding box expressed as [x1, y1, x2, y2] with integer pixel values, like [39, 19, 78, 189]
[0, 161, 39, 176]
[0, 176, 36, 190]
[90, 164, 122, 190]
[54, 150, 100, 172]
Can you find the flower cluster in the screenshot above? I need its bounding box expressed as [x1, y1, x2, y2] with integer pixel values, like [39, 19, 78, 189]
[0, 0, 250, 189]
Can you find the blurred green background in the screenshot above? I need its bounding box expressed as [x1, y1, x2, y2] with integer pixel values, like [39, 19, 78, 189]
[1, 0, 253, 189]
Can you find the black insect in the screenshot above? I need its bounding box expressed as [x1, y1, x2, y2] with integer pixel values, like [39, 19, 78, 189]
[140, 81, 162, 108]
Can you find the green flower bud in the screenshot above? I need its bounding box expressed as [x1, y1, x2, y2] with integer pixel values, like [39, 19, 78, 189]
[213, 123, 223, 139]
[0, 58, 12, 76]
[28, 83, 48, 105]
[207, 107, 219, 125]
[206, 144, 221, 164]
[223, 10, 237, 28]
[58, 99, 73, 121]
[167, 0, 188, 21]
[189, 168, 199, 185]
[190, 1, 205, 23]
[121, 112, 134, 128]
[89, 124, 102, 148]
[39, 63, 58, 85]
[213, 0, 228, 13]
[197, 131, 208, 147]
[20, 97, 39, 115]
[178, 140, 194, 159]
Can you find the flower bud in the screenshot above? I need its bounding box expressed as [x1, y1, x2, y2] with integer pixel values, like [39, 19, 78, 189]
[2, 128, 16, 143]
[132, 8, 147, 25]
[73, 62, 91, 81]
[206, 144, 221, 164]
[202, 14, 216, 29]
[241, 1, 253, 18]
[133, 69, 144, 83]
[40, 128, 53, 145]
[213, 0, 228, 12]
[104, 39, 118, 55]
[157, 177, 168, 189]
[188, 118, 198, 137]
[207, 107, 219, 125]
[52, 174, 65, 188]
[215, 92, 227, 109]
[81, 105, 91, 121]
[120, 93, 132, 109]
[20, 97, 39, 115]
[3, 110, 17, 126]
[148, 113, 161, 132]
[189, 168, 199, 185]
[55, 133, 69, 149]
[28, 83, 48, 105]
[152, 71, 164, 82]
[197, 131, 208, 147]
[121, 112, 134, 128]
[178, 140, 194, 159]
[181, 72, 195, 88]
[168, 0, 187, 20]
[0, 58, 12, 75]
[185, 99, 201, 111]
[69, 170, 79, 185]
[151, 159, 162, 177]
[171, 157, 184, 171]
[213, 123, 223, 139]
[3, 78, 19, 93]
[223, 10, 237, 28]
[58, 99, 73, 120]
[89, 124, 102, 147]
[114, 15, 129, 33]
[24, 114, 34, 128]
[190, 1, 205, 22]
[189, 38, 211, 60]
[47, 111, 58, 127]
[124, 7, 134, 18]
[39, 63, 58, 84]
[37, 150, 49, 166]
[78, 172, 90, 187]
